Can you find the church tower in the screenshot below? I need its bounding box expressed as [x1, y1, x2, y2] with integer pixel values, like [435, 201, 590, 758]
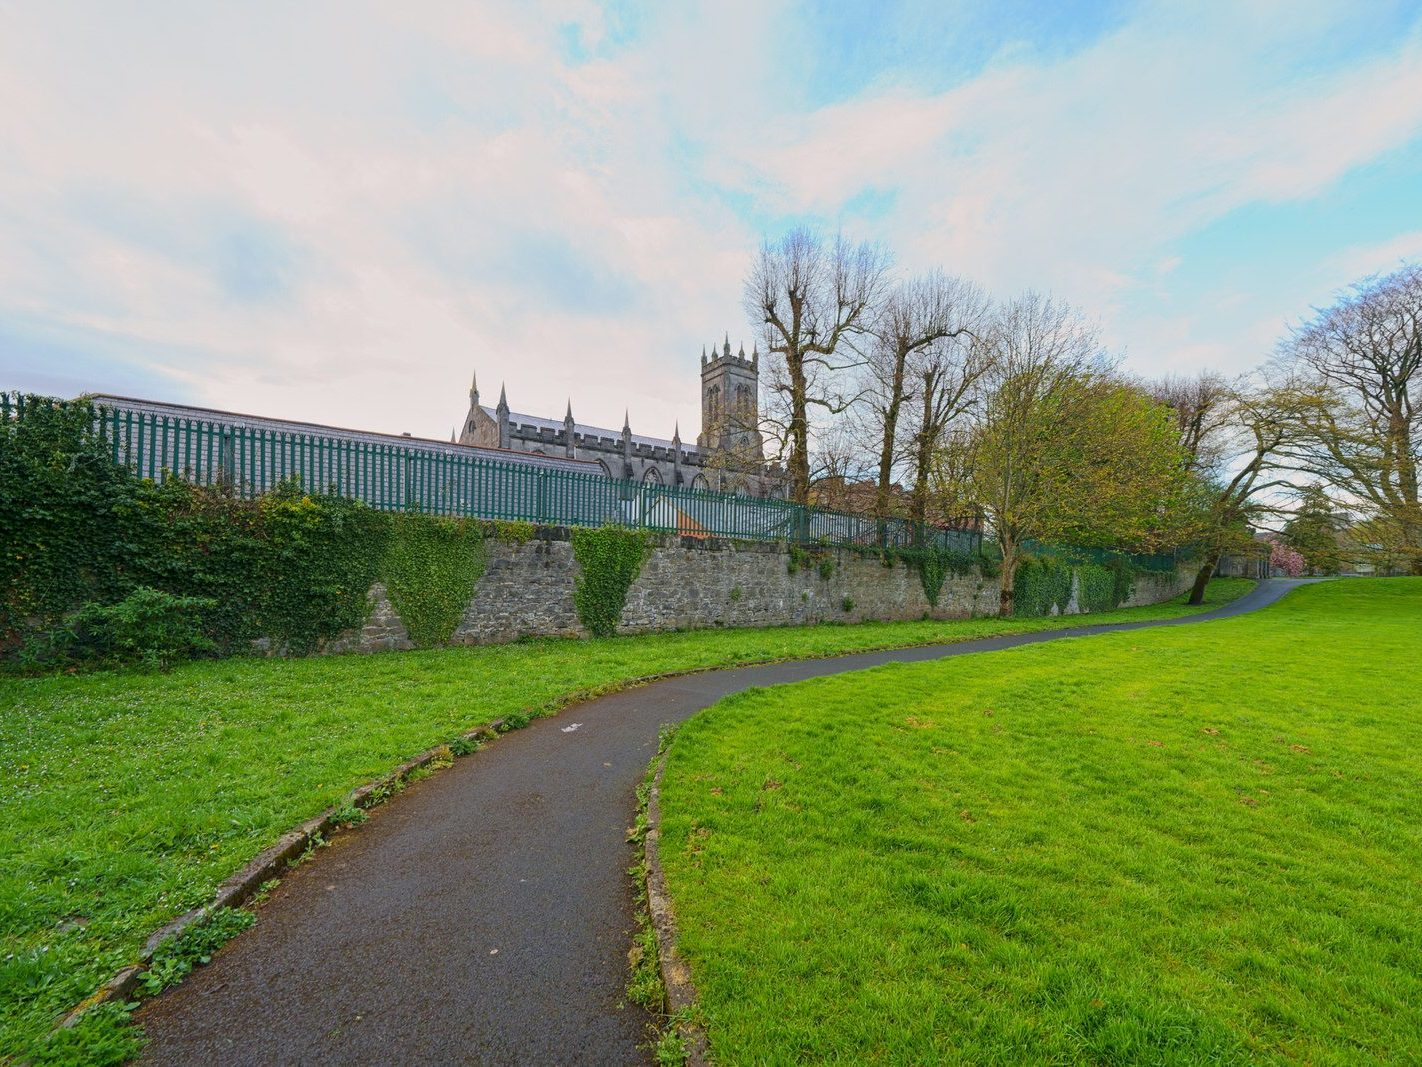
[698, 336, 764, 460]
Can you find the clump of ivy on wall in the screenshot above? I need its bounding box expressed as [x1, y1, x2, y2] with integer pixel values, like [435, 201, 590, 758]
[380, 515, 487, 648]
[571, 526, 650, 637]
[893, 546, 978, 608]
[1012, 555, 1075, 618]
[1014, 554, 1142, 618]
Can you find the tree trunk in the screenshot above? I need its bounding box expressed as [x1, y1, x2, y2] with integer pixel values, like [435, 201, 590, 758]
[1187, 553, 1218, 606]
[997, 539, 1016, 617]
[909, 377, 944, 542]
[790, 367, 813, 509]
[874, 353, 908, 546]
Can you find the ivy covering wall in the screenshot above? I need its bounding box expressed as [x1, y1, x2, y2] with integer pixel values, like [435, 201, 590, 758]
[570, 526, 650, 637]
[381, 515, 488, 648]
[1012, 554, 1148, 618]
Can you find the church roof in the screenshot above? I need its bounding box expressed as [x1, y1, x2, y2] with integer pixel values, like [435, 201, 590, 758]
[483, 406, 694, 452]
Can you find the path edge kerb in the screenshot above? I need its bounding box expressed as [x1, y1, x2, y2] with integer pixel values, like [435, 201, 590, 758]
[645, 746, 711, 1066]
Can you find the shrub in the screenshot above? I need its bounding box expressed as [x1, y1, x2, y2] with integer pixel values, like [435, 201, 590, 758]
[259, 480, 386, 655]
[51, 587, 217, 670]
[0, 397, 134, 634]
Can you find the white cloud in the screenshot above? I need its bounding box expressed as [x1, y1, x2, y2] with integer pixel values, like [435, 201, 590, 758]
[0, 0, 1419, 440]
[1328, 230, 1422, 283]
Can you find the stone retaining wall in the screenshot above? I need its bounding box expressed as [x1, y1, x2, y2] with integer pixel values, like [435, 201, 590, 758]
[323, 528, 1197, 653]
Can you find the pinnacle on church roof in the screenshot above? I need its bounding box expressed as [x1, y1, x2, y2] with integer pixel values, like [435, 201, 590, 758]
[622, 409, 631, 433]
[672, 421, 681, 442]
[564, 399, 574, 422]
[723, 334, 731, 357]
[497, 383, 508, 410]
[738, 341, 745, 358]
[470, 370, 478, 395]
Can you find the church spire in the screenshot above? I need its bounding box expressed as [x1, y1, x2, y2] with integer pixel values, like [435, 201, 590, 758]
[469, 370, 479, 401]
[496, 384, 510, 449]
[723, 333, 731, 357]
[564, 399, 574, 423]
[622, 408, 631, 434]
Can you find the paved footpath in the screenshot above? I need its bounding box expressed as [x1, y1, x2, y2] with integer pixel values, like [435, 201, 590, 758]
[138, 579, 1313, 1066]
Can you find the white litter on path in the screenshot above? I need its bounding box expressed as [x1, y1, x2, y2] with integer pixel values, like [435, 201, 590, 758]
[561, 723, 582, 733]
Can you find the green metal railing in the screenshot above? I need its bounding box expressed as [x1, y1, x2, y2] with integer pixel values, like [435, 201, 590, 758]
[1016, 539, 1185, 573]
[3, 394, 982, 553]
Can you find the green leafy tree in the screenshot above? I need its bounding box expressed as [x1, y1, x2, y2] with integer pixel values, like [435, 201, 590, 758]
[1283, 486, 1344, 575]
[937, 294, 1187, 615]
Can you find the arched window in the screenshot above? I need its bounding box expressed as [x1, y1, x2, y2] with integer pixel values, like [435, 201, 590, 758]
[642, 465, 663, 485]
[596, 459, 614, 479]
[690, 473, 709, 492]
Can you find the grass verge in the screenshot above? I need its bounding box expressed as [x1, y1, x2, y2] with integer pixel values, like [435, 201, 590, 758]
[0, 578, 1251, 1060]
[657, 579, 1422, 1063]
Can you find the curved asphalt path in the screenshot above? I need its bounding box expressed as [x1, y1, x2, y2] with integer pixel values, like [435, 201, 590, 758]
[137, 579, 1314, 1066]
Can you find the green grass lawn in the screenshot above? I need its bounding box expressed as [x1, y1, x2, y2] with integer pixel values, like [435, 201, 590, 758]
[0, 580, 1254, 1060]
[657, 579, 1422, 1064]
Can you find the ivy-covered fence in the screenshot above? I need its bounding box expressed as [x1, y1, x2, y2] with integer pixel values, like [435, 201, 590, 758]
[4, 393, 982, 554]
[0, 398, 515, 668]
[1, 395, 1189, 667]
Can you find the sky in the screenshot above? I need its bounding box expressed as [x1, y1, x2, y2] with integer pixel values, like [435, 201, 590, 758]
[2, 0, 1421, 442]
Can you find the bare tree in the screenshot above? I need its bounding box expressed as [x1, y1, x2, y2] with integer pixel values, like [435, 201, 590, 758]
[744, 228, 890, 505]
[1275, 264, 1422, 574]
[904, 288, 992, 531]
[859, 272, 988, 536]
[1147, 372, 1234, 476]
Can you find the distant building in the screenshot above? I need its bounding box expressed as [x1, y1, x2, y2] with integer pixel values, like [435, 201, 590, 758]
[458, 337, 785, 497]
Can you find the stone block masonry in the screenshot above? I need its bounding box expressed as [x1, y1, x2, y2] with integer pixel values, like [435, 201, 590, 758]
[323, 527, 1197, 654]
